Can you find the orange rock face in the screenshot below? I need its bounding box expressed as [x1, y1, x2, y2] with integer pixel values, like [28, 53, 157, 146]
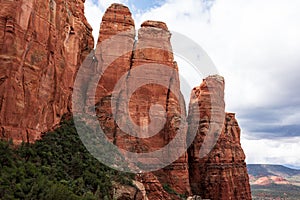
[93, 3, 136, 145]
[0, 2, 252, 199]
[187, 76, 252, 200]
[93, 4, 190, 196]
[0, 0, 94, 144]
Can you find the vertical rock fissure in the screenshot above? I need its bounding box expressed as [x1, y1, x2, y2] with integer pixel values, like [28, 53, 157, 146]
[165, 77, 172, 113]
[126, 39, 137, 80]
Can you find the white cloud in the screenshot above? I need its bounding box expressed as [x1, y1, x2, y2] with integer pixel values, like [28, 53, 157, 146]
[241, 136, 300, 167]
[282, 113, 300, 126]
[84, 0, 103, 46]
[135, 0, 300, 110]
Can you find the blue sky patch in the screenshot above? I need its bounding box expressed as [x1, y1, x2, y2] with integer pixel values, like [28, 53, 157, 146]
[128, 0, 165, 11]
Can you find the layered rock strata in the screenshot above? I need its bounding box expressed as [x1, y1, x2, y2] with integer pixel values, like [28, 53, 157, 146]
[187, 76, 252, 200]
[0, 2, 252, 199]
[94, 4, 190, 196]
[0, 0, 94, 143]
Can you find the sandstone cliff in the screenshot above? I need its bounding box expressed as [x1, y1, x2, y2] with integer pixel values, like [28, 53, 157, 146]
[94, 4, 190, 197]
[93, 4, 251, 199]
[0, 0, 94, 144]
[0, 2, 252, 199]
[187, 76, 252, 200]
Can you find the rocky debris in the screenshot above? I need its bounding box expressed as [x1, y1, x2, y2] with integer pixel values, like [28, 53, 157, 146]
[112, 181, 144, 200]
[186, 196, 203, 200]
[136, 173, 173, 200]
[132, 180, 149, 200]
[187, 76, 252, 200]
[0, 0, 94, 144]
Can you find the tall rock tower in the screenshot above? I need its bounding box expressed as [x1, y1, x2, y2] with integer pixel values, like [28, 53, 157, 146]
[0, 2, 252, 199]
[187, 75, 252, 199]
[94, 4, 191, 196]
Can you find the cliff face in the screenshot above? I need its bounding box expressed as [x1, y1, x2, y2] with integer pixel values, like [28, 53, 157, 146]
[187, 76, 252, 200]
[94, 4, 250, 199]
[94, 4, 190, 197]
[0, 0, 94, 144]
[0, 2, 251, 199]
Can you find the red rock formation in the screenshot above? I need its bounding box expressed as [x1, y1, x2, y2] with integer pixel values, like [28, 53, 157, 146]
[88, 4, 252, 199]
[0, 0, 94, 144]
[187, 75, 252, 200]
[94, 3, 135, 143]
[127, 20, 190, 196]
[94, 4, 190, 196]
[0, 2, 252, 199]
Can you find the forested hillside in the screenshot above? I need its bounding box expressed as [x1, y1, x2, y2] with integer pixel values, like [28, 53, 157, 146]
[0, 119, 134, 200]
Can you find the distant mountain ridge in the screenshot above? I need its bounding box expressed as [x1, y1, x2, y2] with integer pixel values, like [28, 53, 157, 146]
[247, 164, 300, 199]
[247, 164, 300, 177]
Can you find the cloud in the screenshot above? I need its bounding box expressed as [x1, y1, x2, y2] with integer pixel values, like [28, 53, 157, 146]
[84, 0, 103, 46]
[135, 0, 300, 108]
[84, 0, 300, 167]
[241, 136, 300, 167]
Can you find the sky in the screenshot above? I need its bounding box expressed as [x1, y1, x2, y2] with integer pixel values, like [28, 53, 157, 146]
[84, 0, 300, 169]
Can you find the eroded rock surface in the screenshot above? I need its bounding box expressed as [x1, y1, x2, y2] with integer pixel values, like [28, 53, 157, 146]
[0, 0, 94, 143]
[94, 4, 190, 197]
[0, 2, 252, 199]
[187, 76, 252, 200]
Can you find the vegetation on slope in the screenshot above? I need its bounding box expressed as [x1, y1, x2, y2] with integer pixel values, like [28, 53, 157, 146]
[0, 118, 134, 200]
[251, 184, 300, 200]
